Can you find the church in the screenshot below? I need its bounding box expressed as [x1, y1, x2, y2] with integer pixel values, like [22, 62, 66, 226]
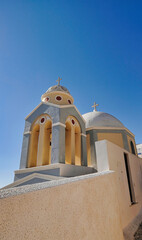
[0, 78, 142, 240]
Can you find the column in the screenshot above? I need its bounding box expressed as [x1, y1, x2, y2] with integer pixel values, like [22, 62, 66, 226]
[81, 135, 87, 166]
[71, 126, 75, 165]
[65, 127, 71, 164]
[42, 128, 50, 165]
[51, 124, 65, 164]
[89, 130, 98, 169]
[122, 131, 130, 152]
[37, 124, 44, 166]
[19, 132, 31, 169]
[75, 132, 81, 166]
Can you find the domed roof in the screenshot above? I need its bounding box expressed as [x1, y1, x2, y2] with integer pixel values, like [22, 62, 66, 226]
[41, 78, 74, 105]
[46, 85, 71, 95]
[82, 111, 124, 129]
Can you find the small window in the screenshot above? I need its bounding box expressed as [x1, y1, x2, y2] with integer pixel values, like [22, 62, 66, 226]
[56, 96, 62, 101]
[71, 119, 75, 125]
[46, 97, 49, 102]
[41, 118, 45, 123]
[130, 141, 135, 155]
[68, 99, 72, 104]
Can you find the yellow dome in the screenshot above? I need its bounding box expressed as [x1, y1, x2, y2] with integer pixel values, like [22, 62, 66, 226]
[41, 78, 74, 105]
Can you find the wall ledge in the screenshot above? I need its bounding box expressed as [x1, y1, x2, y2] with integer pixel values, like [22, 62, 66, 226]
[0, 170, 114, 199]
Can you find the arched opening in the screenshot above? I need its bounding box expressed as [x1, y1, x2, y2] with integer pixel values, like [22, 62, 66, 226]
[86, 134, 91, 166]
[65, 121, 72, 164]
[75, 125, 81, 166]
[28, 124, 40, 167]
[65, 116, 81, 165]
[130, 141, 135, 155]
[42, 120, 52, 165]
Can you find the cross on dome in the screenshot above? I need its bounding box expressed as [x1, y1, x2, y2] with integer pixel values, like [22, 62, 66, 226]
[92, 102, 99, 111]
[56, 77, 62, 86]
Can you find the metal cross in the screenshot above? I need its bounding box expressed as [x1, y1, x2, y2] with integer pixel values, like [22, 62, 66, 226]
[56, 77, 62, 86]
[92, 102, 99, 111]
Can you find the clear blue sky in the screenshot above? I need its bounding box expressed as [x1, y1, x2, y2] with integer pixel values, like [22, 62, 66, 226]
[0, 0, 142, 188]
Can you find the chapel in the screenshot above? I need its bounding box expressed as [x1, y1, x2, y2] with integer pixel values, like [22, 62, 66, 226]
[3, 78, 137, 188]
[1, 78, 142, 240]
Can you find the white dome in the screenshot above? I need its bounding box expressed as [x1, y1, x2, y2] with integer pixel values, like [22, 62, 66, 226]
[82, 111, 124, 129]
[46, 85, 71, 95]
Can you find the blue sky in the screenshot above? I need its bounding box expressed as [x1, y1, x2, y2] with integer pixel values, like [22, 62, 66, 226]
[0, 0, 142, 188]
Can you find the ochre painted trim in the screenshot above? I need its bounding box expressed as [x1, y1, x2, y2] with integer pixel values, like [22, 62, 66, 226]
[41, 91, 74, 103]
[86, 126, 135, 137]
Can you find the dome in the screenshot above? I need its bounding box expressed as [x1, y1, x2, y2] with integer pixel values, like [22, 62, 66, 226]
[82, 111, 124, 129]
[41, 78, 74, 105]
[46, 85, 71, 95]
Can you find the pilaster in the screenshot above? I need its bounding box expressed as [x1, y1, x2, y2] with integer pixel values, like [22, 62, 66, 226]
[19, 132, 31, 169]
[81, 135, 87, 166]
[51, 124, 65, 164]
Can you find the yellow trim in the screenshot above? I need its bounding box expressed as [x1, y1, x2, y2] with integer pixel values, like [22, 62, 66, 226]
[28, 124, 40, 168]
[28, 114, 52, 168]
[41, 91, 74, 105]
[86, 126, 135, 137]
[65, 116, 81, 166]
[97, 132, 124, 149]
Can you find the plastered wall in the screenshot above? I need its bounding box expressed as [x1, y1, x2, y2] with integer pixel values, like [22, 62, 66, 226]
[0, 172, 124, 240]
[96, 140, 142, 229]
[42, 91, 74, 105]
[97, 132, 124, 148]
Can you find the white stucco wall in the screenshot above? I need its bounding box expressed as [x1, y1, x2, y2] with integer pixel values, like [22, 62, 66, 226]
[96, 140, 142, 229]
[0, 171, 124, 240]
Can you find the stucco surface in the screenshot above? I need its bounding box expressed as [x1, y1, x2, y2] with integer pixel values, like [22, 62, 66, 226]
[0, 172, 124, 240]
[83, 111, 124, 128]
[96, 140, 142, 229]
[97, 132, 124, 148]
[20, 103, 87, 169]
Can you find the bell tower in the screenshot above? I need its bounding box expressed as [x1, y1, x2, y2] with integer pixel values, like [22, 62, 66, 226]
[7, 79, 95, 188]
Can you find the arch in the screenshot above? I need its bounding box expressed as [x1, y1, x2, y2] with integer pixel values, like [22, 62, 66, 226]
[42, 120, 52, 165]
[28, 114, 52, 168]
[86, 134, 91, 166]
[65, 121, 72, 164]
[75, 125, 81, 165]
[65, 116, 81, 165]
[28, 124, 40, 167]
[130, 141, 135, 155]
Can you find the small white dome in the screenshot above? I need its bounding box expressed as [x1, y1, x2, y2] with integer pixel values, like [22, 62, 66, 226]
[82, 111, 124, 128]
[46, 85, 71, 95]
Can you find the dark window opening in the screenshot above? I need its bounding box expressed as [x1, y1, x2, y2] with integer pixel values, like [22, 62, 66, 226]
[56, 96, 62, 101]
[124, 153, 135, 204]
[130, 141, 135, 155]
[41, 118, 45, 123]
[71, 119, 75, 125]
